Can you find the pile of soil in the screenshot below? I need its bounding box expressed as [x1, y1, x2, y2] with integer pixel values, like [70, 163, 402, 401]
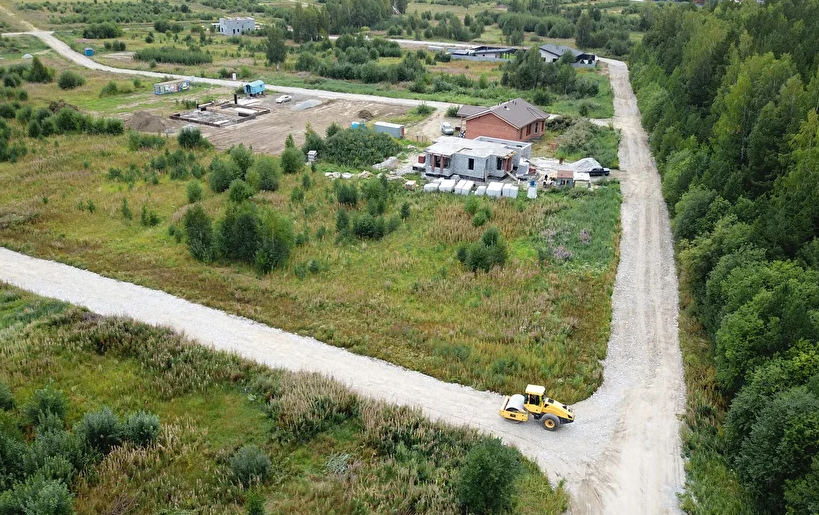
[358, 109, 374, 120]
[126, 111, 169, 133]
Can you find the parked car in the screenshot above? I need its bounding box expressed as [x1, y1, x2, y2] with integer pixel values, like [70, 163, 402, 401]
[441, 122, 454, 135]
[275, 95, 292, 104]
[588, 167, 611, 177]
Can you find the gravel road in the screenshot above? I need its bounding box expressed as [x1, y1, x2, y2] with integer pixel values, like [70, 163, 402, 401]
[0, 20, 686, 512]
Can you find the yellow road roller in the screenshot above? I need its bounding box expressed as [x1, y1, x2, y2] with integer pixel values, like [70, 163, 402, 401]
[498, 384, 574, 431]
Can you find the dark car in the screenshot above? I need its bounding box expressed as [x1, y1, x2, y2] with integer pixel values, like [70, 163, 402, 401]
[588, 167, 610, 177]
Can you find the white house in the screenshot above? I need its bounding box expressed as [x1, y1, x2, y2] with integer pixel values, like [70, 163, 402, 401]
[218, 17, 255, 35]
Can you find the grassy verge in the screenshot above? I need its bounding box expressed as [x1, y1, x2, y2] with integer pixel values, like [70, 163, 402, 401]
[0, 283, 569, 514]
[676, 271, 756, 514]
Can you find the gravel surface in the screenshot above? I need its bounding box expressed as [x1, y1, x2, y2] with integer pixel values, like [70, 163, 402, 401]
[0, 23, 686, 513]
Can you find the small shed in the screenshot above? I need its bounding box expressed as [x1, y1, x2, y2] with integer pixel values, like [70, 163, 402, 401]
[374, 121, 405, 139]
[574, 172, 591, 190]
[154, 79, 191, 95]
[84, 47, 94, 56]
[555, 169, 574, 188]
[243, 80, 265, 96]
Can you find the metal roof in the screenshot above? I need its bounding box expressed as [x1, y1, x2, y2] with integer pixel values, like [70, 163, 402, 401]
[539, 43, 584, 58]
[245, 80, 265, 88]
[465, 98, 549, 129]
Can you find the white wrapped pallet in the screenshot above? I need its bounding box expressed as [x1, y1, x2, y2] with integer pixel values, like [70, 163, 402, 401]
[487, 182, 504, 198]
[438, 179, 457, 193]
[504, 185, 519, 198]
[461, 180, 474, 195]
[475, 185, 487, 196]
[454, 180, 468, 195]
[423, 183, 438, 193]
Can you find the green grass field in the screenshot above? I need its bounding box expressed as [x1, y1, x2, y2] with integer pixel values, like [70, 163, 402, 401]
[0, 65, 621, 401]
[0, 283, 569, 513]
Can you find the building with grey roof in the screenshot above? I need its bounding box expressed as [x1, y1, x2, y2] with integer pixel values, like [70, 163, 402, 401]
[539, 44, 596, 65]
[423, 136, 532, 182]
[218, 17, 255, 35]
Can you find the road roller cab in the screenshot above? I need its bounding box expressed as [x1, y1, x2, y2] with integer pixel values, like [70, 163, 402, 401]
[499, 384, 574, 431]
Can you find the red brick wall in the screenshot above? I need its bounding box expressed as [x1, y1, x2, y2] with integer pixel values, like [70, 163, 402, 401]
[465, 113, 544, 142]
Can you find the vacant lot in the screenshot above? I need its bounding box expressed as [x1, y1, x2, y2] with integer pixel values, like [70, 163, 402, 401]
[0, 283, 568, 514]
[199, 95, 410, 154]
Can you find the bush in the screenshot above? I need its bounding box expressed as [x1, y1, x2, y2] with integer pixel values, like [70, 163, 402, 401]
[0, 380, 13, 410]
[229, 144, 254, 175]
[353, 213, 387, 240]
[446, 105, 460, 117]
[57, 71, 85, 90]
[456, 438, 522, 515]
[253, 155, 280, 191]
[140, 206, 160, 227]
[122, 411, 160, 446]
[76, 406, 121, 453]
[134, 46, 212, 65]
[323, 128, 400, 167]
[186, 180, 203, 203]
[400, 201, 411, 220]
[26, 57, 53, 83]
[335, 183, 358, 206]
[183, 204, 214, 262]
[217, 203, 262, 263]
[127, 131, 165, 151]
[83, 22, 122, 39]
[0, 476, 74, 515]
[26, 119, 40, 138]
[228, 179, 254, 203]
[230, 445, 272, 486]
[281, 147, 304, 175]
[254, 211, 295, 273]
[178, 127, 209, 149]
[458, 227, 508, 273]
[23, 386, 67, 426]
[99, 81, 120, 97]
[209, 157, 240, 193]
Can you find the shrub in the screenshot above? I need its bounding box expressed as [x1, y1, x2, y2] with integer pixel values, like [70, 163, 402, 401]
[335, 183, 358, 206]
[458, 227, 508, 273]
[228, 179, 254, 203]
[245, 490, 265, 515]
[464, 196, 479, 215]
[26, 119, 40, 138]
[26, 57, 53, 83]
[336, 209, 350, 234]
[128, 131, 165, 151]
[0, 103, 16, 119]
[253, 155, 280, 191]
[254, 211, 295, 273]
[446, 105, 460, 117]
[472, 210, 488, 227]
[0, 380, 13, 410]
[76, 406, 121, 453]
[134, 47, 212, 65]
[99, 81, 120, 97]
[122, 411, 160, 446]
[209, 157, 240, 193]
[186, 180, 203, 203]
[281, 147, 304, 175]
[178, 127, 209, 149]
[353, 213, 386, 240]
[400, 201, 411, 220]
[414, 102, 434, 116]
[183, 204, 214, 262]
[229, 144, 254, 175]
[456, 438, 522, 515]
[230, 445, 272, 486]
[57, 71, 85, 90]
[217, 203, 262, 263]
[83, 21, 122, 39]
[290, 186, 304, 203]
[0, 476, 74, 515]
[23, 386, 67, 426]
[323, 128, 400, 167]
[140, 206, 160, 227]
[121, 198, 132, 219]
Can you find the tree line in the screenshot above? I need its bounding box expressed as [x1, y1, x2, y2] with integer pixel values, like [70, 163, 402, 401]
[632, 1, 819, 513]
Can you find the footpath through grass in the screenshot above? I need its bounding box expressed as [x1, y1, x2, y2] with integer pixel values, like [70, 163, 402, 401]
[0, 283, 569, 514]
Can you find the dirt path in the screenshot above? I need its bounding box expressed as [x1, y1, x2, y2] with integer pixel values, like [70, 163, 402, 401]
[0, 23, 686, 512]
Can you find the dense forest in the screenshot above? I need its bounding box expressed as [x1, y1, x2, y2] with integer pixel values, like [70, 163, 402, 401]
[631, 1, 819, 514]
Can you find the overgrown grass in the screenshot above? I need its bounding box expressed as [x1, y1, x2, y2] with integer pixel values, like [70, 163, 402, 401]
[0, 283, 569, 514]
[0, 120, 620, 400]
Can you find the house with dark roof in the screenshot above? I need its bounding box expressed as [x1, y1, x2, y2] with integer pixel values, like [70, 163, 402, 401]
[539, 44, 596, 66]
[457, 98, 549, 142]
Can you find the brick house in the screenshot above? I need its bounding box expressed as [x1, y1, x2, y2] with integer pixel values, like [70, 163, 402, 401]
[423, 136, 532, 182]
[457, 98, 549, 142]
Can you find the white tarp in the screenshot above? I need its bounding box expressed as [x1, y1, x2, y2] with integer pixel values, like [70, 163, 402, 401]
[438, 179, 457, 193]
[569, 157, 603, 172]
[454, 180, 468, 195]
[475, 185, 487, 196]
[423, 183, 438, 193]
[502, 184, 519, 198]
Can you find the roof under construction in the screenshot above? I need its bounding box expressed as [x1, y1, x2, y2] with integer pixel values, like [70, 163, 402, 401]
[426, 136, 517, 159]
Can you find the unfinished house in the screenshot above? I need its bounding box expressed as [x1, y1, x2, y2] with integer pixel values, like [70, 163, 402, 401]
[218, 17, 255, 35]
[423, 136, 532, 182]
